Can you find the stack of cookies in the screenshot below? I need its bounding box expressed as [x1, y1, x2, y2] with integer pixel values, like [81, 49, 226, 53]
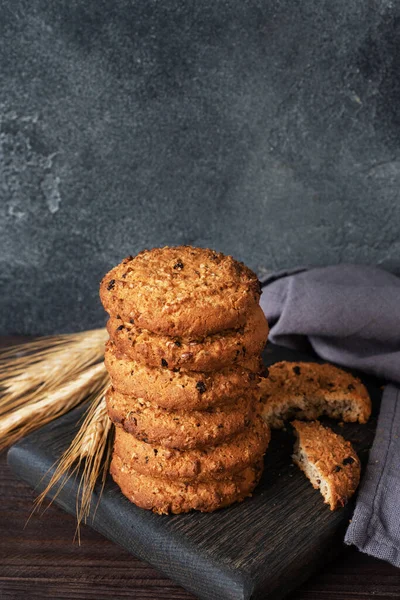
[100, 246, 270, 514]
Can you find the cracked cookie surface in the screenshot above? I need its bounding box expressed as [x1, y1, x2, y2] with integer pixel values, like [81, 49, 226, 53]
[292, 420, 361, 510]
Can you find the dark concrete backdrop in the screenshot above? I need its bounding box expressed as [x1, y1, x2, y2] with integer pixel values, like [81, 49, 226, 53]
[1, 0, 399, 334]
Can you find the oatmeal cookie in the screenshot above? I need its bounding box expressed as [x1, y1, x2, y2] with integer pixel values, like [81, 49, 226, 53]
[106, 386, 257, 450]
[260, 361, 371, 428]
[292, 420, 361, 510]
[100, 246, 261, 338]
[105, 341, 261, 410]
[111, 453, 264, 514]
[113, 416, 270, 482]
[107, 305, 268, 372]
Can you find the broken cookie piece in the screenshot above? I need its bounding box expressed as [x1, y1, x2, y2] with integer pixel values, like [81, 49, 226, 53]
[260, 361, 371, 429]
[291, 420, 361, 510]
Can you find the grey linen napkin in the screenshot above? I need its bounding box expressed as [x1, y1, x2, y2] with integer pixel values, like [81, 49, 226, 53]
[259, 264, 400, 567]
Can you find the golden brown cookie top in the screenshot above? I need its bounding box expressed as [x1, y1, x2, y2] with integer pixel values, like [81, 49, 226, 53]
[100, 246, 261, 338]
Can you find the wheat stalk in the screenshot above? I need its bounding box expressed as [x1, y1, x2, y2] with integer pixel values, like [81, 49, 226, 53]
[0, 362, 109, 450]
[0, 329, 113, 530]
[34, 392, 113, 540]
[0, 328, 108, 417]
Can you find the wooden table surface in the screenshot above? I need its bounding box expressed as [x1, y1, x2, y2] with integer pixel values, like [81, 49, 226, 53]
[1, 337, 399, 600]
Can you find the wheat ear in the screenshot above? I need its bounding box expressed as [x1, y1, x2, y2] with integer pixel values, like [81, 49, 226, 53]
[0, 330, 113, 529]
[0, 328, 108, 416]
[0, 362, 109, 450]
[34, 392, 113, 540]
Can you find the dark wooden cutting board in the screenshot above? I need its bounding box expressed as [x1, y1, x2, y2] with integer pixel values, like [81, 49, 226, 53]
[7, 344, 381, 600]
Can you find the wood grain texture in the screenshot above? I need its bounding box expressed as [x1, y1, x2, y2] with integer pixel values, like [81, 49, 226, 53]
[1, 450, 400, 600]
[1, 337, 400, 599]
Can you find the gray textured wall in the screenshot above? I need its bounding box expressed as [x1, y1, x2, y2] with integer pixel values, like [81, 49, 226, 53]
[1, 0, 399, 335]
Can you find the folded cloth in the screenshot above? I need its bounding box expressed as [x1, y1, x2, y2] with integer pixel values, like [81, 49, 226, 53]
[260, 264, 400, 567]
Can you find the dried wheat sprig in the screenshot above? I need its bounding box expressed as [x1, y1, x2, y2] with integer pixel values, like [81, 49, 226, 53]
[0, 328, 108, 416]
[0, 362, 109, 450]
[34, 392, 113, 540]
[0, 329, 113, 529]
